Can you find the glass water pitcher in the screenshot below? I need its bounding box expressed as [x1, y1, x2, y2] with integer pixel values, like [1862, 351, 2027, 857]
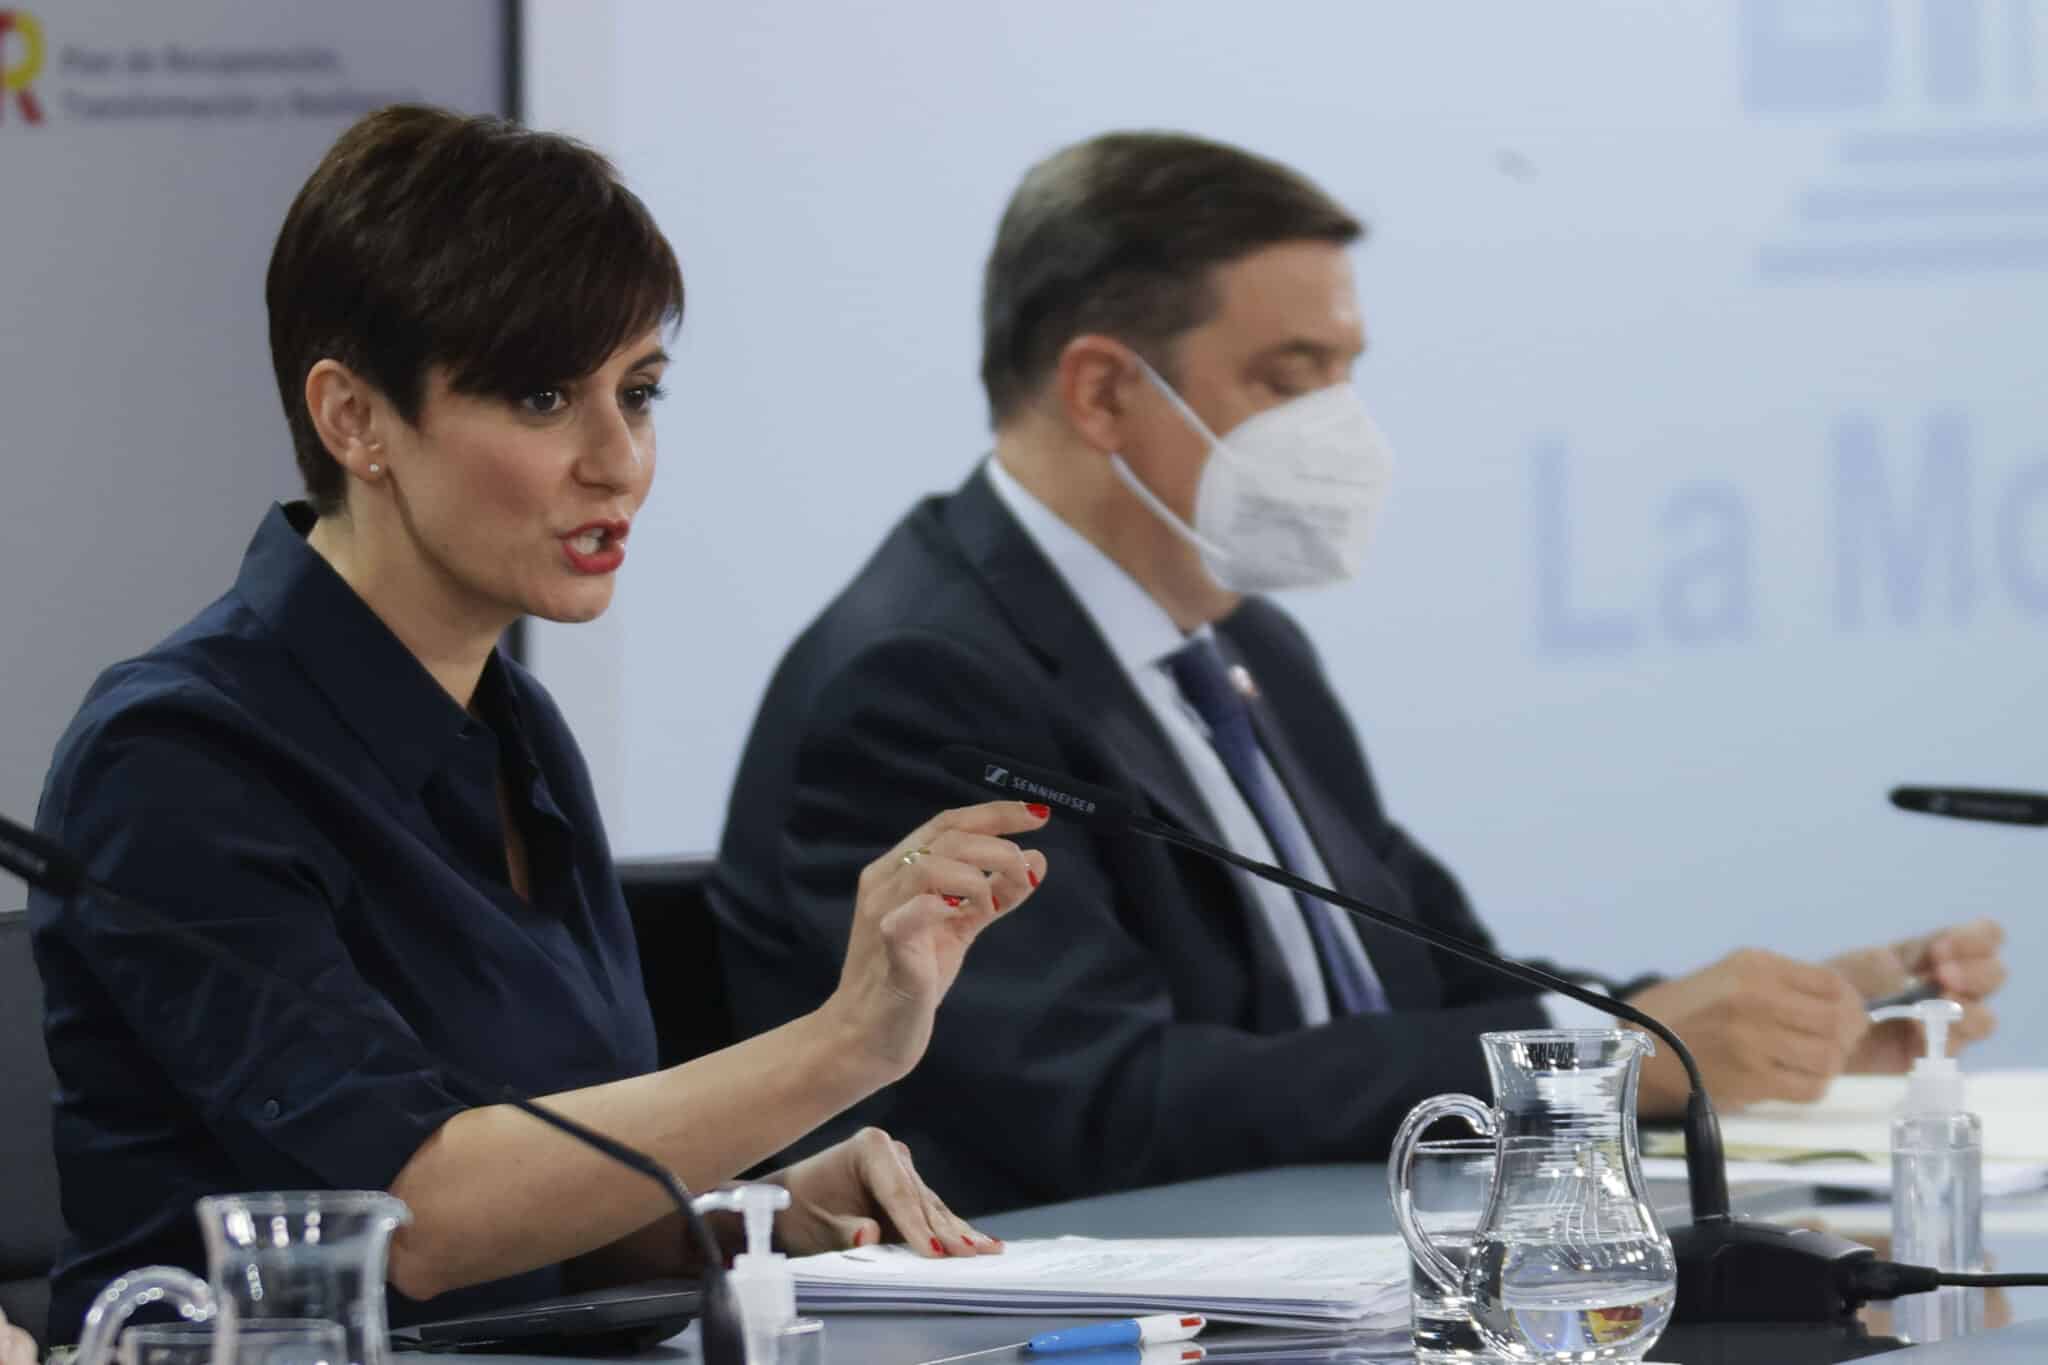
[74, 1191, 409, 1365]
[1391, 1029, 1678, 1363]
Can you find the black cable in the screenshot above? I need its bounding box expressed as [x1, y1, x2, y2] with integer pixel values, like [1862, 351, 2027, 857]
[1840, 1258, 2048, 1302]
[1129, 813, 1736, 1224]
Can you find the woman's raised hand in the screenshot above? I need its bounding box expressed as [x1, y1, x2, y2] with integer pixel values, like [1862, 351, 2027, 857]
[823, 800, 1050, 1080]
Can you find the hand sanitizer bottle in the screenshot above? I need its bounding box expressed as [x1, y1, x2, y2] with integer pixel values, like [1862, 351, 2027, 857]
[692, 1183, 812, 1365]
[1868, 998, 1983, 1343]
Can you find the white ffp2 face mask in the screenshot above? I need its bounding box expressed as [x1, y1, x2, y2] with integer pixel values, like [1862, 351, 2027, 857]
[1108, 358, 1395, 593]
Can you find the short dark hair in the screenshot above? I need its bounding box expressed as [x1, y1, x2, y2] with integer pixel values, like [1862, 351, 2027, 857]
[266, 104, 684, 513]
[979, 131, 1363, 427]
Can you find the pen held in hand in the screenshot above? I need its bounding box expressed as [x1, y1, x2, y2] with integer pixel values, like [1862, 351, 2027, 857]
[1867, 976, 1939, 1014]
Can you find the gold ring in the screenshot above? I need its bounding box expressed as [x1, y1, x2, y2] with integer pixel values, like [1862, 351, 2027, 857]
[900, 847, 931, 867]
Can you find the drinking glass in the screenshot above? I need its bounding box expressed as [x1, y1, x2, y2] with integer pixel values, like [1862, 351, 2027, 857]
[118, 1319, 347, 1365]
[1403, 1137, 1502, 1362]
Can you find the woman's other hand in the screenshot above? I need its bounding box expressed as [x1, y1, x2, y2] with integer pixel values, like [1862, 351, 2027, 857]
[824, 800, 1050, 1080]
[770, 1126, 1002, 1257]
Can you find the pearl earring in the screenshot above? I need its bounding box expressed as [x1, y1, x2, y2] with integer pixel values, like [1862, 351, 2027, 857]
[367, 463, 382, 475]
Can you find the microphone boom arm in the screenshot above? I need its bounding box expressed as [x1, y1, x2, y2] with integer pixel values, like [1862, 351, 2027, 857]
[1130, 812, 1731, 1223]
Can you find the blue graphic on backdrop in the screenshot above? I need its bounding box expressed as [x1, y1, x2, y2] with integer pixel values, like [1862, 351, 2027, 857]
[1530, 439, 1754, 654]
[1531, 414, 2048, 655]
[1742, 0, 1889, 111]
[1831, 410, 1975, 626]
[1746, 0, 2048, 278]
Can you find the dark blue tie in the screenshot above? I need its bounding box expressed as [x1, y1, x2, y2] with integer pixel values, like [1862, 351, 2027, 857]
[1164, 636, 1389, 1015]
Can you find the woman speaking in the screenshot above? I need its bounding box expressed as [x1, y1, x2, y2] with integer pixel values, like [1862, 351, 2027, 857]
[27, 105, 1049, 1342]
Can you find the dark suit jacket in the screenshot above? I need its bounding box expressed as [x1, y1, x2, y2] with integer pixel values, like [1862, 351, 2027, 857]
[712, 466, 1590, 1216]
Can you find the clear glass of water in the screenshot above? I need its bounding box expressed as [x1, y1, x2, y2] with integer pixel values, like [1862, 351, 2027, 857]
[119, 1318, 348, 1365]
[1408, 1138, 1499, 1362]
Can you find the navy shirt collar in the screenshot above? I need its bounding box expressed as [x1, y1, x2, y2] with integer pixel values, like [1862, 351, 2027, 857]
[233, 502, 508, 794]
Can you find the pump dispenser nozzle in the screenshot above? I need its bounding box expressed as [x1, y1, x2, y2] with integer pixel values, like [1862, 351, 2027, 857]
[692, 1184, 798, 1364]
[1868, 997, 1966, 1115]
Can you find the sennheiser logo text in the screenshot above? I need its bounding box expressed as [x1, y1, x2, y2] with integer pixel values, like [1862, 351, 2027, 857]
[984, 768, 1095, 814]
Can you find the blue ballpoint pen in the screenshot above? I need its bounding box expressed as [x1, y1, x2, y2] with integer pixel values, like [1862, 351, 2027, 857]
[1027, 1314, 1208, 1354]
[1022, 1346, 1205, 1365]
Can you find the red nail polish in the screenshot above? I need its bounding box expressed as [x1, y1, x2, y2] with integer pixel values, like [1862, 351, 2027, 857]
[1026, 803, 1050, 819]
[962, 1235, 975, 1247]
[993, 894, 1004, 912]
[930, 1237, 945, 1254]
[942, 894, 963, 907]
[1028, 869, 1040, 888]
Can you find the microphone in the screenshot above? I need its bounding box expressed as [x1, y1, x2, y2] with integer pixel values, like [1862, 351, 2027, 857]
[941, 746, 1731, 1213]
[0, 813, 745, 1365]
[940, 745, 1882, 1325]
[1890, 786, 2048, 827]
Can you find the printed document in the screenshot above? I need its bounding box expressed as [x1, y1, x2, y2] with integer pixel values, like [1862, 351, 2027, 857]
[791, 1235, 1413, 1330]
[1644, 1068, 2048, 1193]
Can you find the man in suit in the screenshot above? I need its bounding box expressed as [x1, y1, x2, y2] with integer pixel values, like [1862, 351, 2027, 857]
[711, 131, 2006, 1216]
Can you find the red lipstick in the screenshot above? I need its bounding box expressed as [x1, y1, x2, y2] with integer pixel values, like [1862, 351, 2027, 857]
[561, 520, 630, 575]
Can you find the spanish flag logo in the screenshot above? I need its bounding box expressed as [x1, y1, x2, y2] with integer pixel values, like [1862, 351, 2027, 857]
[0, 10, 45, 124]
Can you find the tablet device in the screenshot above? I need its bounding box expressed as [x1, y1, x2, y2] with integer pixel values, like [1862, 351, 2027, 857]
[391, 1279, 702, 1355]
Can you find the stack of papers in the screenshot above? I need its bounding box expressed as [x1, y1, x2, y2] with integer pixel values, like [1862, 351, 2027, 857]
[1643, 1068, 2048, 1195]
[790, 1235, 1414, 1332]
[1641, 1154, 2048, 1197]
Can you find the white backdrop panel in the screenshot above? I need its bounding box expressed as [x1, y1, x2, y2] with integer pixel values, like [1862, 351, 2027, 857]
[1, 0, 504, 834]
[526, 0, 2047, 1065]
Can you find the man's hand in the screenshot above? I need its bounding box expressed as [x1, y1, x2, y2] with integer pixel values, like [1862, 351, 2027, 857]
[1829, 918, 2005, 1073]
[767, 1126, 1002, 1258]
[1625, 949, 1869, 1115]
